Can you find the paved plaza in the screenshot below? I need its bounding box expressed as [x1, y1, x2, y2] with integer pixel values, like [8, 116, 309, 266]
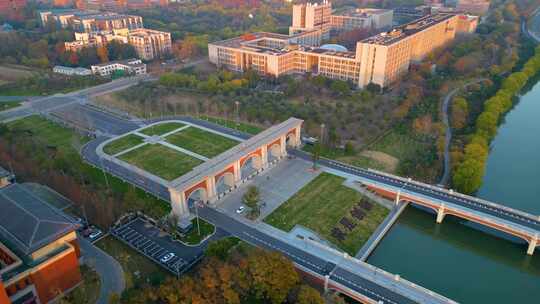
[217, 157, 321, 219]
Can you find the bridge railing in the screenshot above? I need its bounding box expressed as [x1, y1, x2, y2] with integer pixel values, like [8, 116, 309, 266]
[367, 168, 540, 223]
[300, 238, 458, 304]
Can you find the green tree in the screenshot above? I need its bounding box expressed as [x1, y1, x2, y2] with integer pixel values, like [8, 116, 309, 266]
[311, 143, 321, 170]
[452, 158, 484, 194]
[295, 285, 324, 304]
[243, 185, 260, 208]
[247, 249, 300, 304]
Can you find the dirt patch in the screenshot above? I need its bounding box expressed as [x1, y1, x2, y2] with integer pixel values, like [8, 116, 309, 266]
[360, 150, 398, 172]
[0, 65, 36, 83]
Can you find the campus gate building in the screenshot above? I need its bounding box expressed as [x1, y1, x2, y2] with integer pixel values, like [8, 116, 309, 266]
[168, 118, 303, 220]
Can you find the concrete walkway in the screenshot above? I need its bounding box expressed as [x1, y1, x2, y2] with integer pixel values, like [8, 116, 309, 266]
[355, 201, 408, 261]
[79, 238, 125, 304]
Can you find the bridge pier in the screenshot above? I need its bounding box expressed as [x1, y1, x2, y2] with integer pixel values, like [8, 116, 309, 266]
[527, 234, 538, 255]
[436, 204, 446, 224]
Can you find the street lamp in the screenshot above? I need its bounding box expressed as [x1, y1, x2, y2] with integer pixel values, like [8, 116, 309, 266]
[320, 123, 325, 144]
[235, 101, 240, 129]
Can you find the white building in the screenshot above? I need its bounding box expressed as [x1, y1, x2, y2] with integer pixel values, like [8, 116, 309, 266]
[53, 65, 93, 76]
[90, 58, 147, 76]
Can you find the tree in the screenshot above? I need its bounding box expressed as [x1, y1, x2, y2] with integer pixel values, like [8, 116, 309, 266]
[452, 158, 484, 194]
[451, 97, 469, 130]
[247, 249, 300, 304]
[294, 285, 324, 304]
[242, 185, 260, 209]
[311, 142, 321, 170]
[344, 141, 355, 156]
[97, 46, 109, 63]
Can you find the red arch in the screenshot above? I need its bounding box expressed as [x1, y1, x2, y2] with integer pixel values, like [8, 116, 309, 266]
[215, 165, 235, 182]
[184, 180, 208, 201]
[240, 149, 262, 168]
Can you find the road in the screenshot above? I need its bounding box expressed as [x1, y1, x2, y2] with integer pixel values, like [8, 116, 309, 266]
[79, 237, 125, 304]
[0, 75, 149, 123]
[438, 79, 488, 186]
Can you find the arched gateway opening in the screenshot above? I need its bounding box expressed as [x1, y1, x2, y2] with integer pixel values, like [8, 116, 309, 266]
[216, 172, 235, 196]
[268, 143, 281, 163]
[241, 154, 262, 179]
[186, 188, 207, 209]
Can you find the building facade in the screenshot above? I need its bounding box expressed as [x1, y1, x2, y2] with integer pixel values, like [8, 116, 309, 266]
[330, 8, 393, 32]
[290, 1, 333, 39]
[127, 28, 172, 60]
[91, 58, 146, 76]
[39, 9, 143, 33]
[53, 65, 93, 76]
[0, 183, 82, 304]
[210, 13, 462, 88]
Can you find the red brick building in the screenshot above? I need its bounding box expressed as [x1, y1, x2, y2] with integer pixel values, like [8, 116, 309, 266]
[0, 184, 82, 304]
[0, 0, 27, 21]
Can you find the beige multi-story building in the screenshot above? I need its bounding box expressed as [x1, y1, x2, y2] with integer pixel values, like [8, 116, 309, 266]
[127, 28, 172, 60]
[64, 29, 128, 51]
[210, 13, 461, 88]
[331, 8, 393, 32]
[39, 9, 143, 33]
[357, 13, 458, 87]
[290, 1, 333, 39]
[456, 14, 479, 33]
[290, 2, 393, 38]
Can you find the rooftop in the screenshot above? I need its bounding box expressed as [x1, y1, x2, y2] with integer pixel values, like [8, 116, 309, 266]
[336, 8, 393, 18]
[0, 184, 77, 256]
[360, 13, 456, 46]
[92, 58, 144, 68]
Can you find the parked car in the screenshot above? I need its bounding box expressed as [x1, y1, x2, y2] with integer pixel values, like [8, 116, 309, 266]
[88, 229, 103, 241]
[160, 252, 175, 263]
[236, 206, 246, 214]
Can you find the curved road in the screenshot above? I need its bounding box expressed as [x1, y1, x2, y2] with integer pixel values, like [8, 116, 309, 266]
[79, 238, 125, 304]
[439, 78, 488, 186]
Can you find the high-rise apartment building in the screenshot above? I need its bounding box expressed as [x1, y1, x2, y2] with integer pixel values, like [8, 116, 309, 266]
[0, 183, 82, 304]
[128, 28, 172, 60]
[210, 13, 462, 88]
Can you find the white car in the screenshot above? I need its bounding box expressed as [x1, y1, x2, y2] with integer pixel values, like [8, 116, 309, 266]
[160, 252, 175, 263]
[88, 230, 103, 240]
[236, 206, 246, 214]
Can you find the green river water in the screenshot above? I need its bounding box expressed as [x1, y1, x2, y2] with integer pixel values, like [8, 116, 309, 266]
[367, 80, 540, 303]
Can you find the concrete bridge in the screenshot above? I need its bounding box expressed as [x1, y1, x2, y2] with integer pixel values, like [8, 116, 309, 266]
[168, 118, 302, 220]
[311, 160, 540, 256]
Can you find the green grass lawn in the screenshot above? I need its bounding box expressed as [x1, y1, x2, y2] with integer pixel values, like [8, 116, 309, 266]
[96, 236, 170, 289]
[7, 116, 170, 220]
[303, 144, 387, 171]
[264, 172, 388, 255]
[119, 144, 203, 180]
[62, 265, 100, 304]
[178, 218, 215, 245]
[0, 101, 21, 111]
[139, 122, 186, 136]
[199, 115, 263, 135]
[103, 134, 145, 155]
[166, 126, 239, 158]
[370, 130, 426, 161]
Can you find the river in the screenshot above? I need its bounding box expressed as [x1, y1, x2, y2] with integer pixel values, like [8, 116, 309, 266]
[367, 80, 540, 303]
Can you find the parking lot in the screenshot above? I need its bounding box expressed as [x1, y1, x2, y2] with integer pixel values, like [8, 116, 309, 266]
[111, 216, 228, 275]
